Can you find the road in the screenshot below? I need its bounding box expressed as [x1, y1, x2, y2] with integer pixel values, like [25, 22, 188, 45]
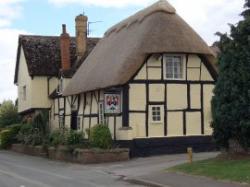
[0, 150, 218, 187]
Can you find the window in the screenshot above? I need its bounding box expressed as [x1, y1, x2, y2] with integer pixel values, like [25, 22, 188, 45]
[98, 101, 105, 124]
[150, 105, 164, 123]
[22, 86, 26, 100]
[165, 55, 184, 79]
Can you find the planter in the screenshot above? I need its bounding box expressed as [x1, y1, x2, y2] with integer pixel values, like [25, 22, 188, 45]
[12, 144, 130, 164]
[74, 148, 129, 164]
[11, 144, 47, 157]
[48, 146, 72, 162]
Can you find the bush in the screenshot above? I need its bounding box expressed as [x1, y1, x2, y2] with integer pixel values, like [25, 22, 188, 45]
[0, 124, 22, 149]
[17, 123, 46, 146]
[0, 100, 21, 128]
[0, 130, 12, 149]
[32, 111, 49, 136]
[49, 129, 66, 147]
[89, 125, 112, 149]
[66, 130, 84, 146]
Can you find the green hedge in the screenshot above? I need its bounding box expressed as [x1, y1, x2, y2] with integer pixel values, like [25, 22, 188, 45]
[89, 125, 112, 149]
[0, 124, 22, 149]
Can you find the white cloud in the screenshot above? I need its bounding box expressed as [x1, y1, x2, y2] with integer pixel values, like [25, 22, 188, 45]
[48, 0, 153, 8]
[0, 0, 24, 28]
[0, 0, 27, 102]
[170, 0, 244, 44]
[49, 0, 244, 45]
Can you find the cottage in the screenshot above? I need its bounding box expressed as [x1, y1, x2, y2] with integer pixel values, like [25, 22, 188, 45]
[14, 17, 100, 118]
[15, 0, 218, 156]
[62, 0, 217, 156]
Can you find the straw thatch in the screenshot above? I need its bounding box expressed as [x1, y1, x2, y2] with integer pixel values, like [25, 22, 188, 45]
[63, 0, 215, 96]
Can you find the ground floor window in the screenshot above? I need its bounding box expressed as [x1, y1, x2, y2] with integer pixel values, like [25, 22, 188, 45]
[149, 105, 164, 123]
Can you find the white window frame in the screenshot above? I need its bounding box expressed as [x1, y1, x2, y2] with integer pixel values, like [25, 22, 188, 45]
[163, 54, 185, 80]
[149, 105, 164, 124]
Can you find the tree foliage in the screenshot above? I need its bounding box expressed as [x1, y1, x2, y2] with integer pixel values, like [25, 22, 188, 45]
[0, 100, 21, 127]
[211, 0, 250, 149]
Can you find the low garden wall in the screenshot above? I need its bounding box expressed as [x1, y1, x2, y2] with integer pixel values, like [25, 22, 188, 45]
[11, 144, 129, 164]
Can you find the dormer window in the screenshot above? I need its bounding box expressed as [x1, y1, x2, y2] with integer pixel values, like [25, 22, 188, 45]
[164, 55, 184, 80]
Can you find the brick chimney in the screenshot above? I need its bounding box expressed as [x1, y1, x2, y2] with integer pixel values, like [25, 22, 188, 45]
[60, 24, 71, 71]
[75, 14, 88, 60]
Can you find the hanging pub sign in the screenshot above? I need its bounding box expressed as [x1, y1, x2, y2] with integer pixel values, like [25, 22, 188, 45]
[104, 93, 121, 114]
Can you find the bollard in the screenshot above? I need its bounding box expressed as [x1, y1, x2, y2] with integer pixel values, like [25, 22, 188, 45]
[187, 147, 193, 164]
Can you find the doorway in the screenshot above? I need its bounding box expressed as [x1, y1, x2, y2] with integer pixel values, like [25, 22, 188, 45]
[71, 111, 78, 130]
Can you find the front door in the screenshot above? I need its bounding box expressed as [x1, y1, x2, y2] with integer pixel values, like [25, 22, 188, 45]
[71, 111, 78, 130]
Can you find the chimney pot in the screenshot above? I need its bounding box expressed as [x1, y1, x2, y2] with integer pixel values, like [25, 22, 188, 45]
[62, 24, 66, 34]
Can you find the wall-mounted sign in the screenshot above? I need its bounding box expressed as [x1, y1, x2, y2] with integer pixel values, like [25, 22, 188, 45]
[104, 93, 121, 114]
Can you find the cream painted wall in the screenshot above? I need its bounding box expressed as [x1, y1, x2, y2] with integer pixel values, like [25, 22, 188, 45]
[201, 63, 213, 81]
[17, 46, 51, 113]
[190, 84, 201, 109]
[48, 78, 59, 95]
[130, 113, 146, 138]
[17, 47, 32, 113]
[134, 64, 147, 80]
[186, 112, 201, 135]
[167, 112, 183, 136]
[149, 84, 165, 102]
[203, 85, 214, 135]
[129, 84, 146, 111]
[167, 84, 187, 110]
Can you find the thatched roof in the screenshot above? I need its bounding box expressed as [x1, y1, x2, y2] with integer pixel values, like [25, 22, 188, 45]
[14, 35, 100, 83]
[63, 0, 215, 96]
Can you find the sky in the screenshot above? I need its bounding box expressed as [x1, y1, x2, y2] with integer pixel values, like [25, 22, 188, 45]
[0, 0, 245, 102]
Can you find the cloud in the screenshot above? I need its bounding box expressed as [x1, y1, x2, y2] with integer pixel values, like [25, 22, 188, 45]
[0, 0, 24, 28]
[48, 0, 153, 8]
[48, 0, 244, 45]
[170, 0, 244, 44]
[0, 0, 27, 102]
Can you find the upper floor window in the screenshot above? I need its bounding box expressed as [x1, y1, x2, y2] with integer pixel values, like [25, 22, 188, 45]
[22, 86, 26, 100]
[164, 55, 184, 80]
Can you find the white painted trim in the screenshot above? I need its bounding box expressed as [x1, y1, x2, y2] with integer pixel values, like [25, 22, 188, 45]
[163, 54, 186, 81]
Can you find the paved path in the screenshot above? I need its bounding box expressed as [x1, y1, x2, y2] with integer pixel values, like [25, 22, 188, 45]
[0, 150, 247, 187]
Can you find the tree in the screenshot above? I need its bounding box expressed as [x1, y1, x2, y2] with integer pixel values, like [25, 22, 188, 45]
[0, 100, 21, 127]
[211, 0, 250, 150]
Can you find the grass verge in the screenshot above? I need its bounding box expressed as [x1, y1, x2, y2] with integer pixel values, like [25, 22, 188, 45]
[168, 157, 250, 184]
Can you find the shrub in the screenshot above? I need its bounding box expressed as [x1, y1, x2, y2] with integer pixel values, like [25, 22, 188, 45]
[17, 123, 34, 145]
[0, 124, 22, 149]
[89, 124, 112, 149]
[0, 130, 12, 149]
[32, 111, 49, 136]
[66, 130, 84, 146]
[0, 100, 21, 128]
[49, 129, 66, 147]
